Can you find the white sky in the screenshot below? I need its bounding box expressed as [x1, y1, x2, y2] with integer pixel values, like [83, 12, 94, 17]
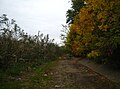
[0, 0, 71, 44]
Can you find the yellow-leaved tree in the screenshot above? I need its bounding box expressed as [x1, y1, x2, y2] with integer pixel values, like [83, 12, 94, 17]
[65, 0, 120, 68]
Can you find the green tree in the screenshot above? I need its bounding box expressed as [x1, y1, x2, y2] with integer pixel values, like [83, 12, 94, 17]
[66, 0, 85, 24]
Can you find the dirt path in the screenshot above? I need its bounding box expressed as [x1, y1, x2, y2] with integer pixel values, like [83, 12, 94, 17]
[78, 58, 120, 83]
[49, 59, 120, 89]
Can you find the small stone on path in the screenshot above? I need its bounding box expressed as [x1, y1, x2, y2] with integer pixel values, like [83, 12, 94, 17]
[44, 74, 48, 76]
[55, 85, 61, 88]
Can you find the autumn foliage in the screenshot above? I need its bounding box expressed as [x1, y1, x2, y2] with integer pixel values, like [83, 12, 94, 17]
[65, 0, 120, 68]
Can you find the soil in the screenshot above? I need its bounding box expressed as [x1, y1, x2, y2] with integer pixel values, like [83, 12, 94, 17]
[48, 59, 120, 89]
[77, 58, 120, 83]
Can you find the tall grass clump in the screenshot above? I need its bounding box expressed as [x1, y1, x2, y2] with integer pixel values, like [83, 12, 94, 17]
[0, 14, 63, 69]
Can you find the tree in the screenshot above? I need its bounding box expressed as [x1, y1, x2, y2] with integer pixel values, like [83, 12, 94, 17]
[66, 0, 85, 24]
[65, 0, 120, 68]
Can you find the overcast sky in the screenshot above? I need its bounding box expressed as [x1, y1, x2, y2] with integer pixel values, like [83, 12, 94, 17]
[0, 0, 71, 44]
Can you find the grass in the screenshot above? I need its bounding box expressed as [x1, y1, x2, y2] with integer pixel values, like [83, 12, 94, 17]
[27, 60, 57, 89]
[0, 59, 57, 89]
[0, 62, 26, 89]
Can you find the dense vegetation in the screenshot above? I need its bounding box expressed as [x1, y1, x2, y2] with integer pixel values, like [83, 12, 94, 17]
[0, 1, 120, 88]
[0, 14, 63, 69]
[65, 0, 120, 68]
[0, 14, 64, 88]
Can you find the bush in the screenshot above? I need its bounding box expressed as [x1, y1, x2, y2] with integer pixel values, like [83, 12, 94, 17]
[0, 14, 63, 68]
[87, 50, 101, 59]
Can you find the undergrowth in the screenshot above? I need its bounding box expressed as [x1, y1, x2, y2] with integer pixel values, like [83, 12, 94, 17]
[0, 59, 57, 89]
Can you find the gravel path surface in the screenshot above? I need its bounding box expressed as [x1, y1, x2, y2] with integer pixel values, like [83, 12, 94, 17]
[49, 59, 120, 89]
